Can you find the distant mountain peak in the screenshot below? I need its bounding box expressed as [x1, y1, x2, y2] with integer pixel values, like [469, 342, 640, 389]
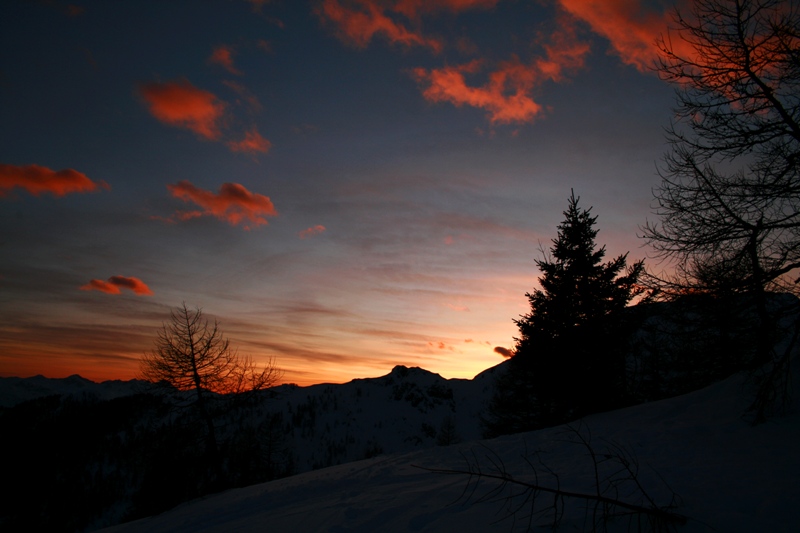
[389, 365, 438, 378]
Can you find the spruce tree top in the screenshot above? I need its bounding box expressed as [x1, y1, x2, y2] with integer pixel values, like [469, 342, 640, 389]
[515, 191, 643, 346]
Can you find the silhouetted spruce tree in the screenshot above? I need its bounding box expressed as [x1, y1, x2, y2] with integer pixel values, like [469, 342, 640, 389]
[485, 191, 644, 436]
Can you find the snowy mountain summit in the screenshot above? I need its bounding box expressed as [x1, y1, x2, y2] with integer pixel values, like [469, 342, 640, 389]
[264, 364, 497, 471]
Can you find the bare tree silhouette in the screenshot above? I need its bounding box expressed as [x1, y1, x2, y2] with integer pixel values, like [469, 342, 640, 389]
[642, 0, 800, 420]
[140, 303, 281, 460]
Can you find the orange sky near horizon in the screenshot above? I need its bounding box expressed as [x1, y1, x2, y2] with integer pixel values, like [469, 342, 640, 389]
[1, 0, 686, 386]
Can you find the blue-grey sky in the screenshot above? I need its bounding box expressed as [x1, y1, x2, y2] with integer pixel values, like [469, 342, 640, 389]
[1, 0, 679, 385]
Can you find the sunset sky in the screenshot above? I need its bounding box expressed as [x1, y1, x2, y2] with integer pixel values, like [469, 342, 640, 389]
[1, 0, 681, 386]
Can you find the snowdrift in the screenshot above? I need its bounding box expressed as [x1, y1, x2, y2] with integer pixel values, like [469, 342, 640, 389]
[99, 369, 800, 533]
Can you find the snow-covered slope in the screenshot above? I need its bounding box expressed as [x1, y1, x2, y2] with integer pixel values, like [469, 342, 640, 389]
[261, 365, 499, 472]
[99, 369, 800, 533]
[0, 365, 500, 474]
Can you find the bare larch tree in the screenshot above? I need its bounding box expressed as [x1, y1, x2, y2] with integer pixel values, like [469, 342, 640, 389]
[642, 0, 800, 419]
[140, 303, 281, 459]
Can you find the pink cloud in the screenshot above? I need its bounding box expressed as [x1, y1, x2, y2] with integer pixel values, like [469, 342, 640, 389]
[412, 21, 590, 124]
[166, 180, 277, 229]
[209, 44, 242, 76]
[0, 164, 108, 198]
[315, 0, 499, 52]
[316, 0, 442, 52]
[80, 276, 153, 296]
[413, 58, 543, 124]
[299, 225, 326, 239]
[227, 127, 272, 154]
[534, 16, 591, 82]
[556, 0, 670, 72]
[138, 79, 226, 140]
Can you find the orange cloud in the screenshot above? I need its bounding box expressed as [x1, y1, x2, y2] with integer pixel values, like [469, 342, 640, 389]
[166, 180, 277, 229]
[227, 127, 272, 154]
[138, 79, 226, 140]
[299, 225, 326, 239]
[413, 58, 543, 124]
[557, 0, 670, 72]
[0, 164, 108, 197]
[209, 45, 242, 75]
[317, 0, 500, 51]
[412, 19, 590, 124]
[316, 0, 442, 51]
[80, 276, 153, 296]
[428, 340, 455, 351]
[535, 17, 591, 82]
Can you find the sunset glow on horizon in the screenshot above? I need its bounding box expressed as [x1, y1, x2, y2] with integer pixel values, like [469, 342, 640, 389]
[1, 0, 680, 387]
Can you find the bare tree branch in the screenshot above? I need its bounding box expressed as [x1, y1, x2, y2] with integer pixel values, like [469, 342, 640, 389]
[414, 423, 688, 532]
[642, 1, 800, 419]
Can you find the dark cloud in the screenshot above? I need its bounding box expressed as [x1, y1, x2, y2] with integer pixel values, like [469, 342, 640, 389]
[494, 346, 513, 358]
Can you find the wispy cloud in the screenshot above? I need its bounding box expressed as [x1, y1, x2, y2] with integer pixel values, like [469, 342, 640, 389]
[299, 225, 326, 239]
[246, 0, 271, 12]
[432, 212, 540, 243]
[166, 180, 277, 229]
[413, 59, 543, 124]
[316, 0, 500, 52]
[317, 1, 592, 126]
[534, 16, 591, 82]
[557, 0, 668, 72]
[139, 79, 273, 154]
[0, 164, 108, 198]
[138, 79, 226, 140]
[257, 39, 273, 54]
[316, 0, 443, 52]
[80, 276, 153, 296]
[428, 340, 456, 351]
[0, 318, 157, 382]
[227, 126, 272, 154]
[209, 44, 242, 76]
[412, 21, 590, 125]
[393, 0, 499, 17]
[223, 80, 263, 112]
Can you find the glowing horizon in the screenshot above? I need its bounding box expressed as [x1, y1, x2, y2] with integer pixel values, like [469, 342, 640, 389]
[1, 0, 678, 387]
